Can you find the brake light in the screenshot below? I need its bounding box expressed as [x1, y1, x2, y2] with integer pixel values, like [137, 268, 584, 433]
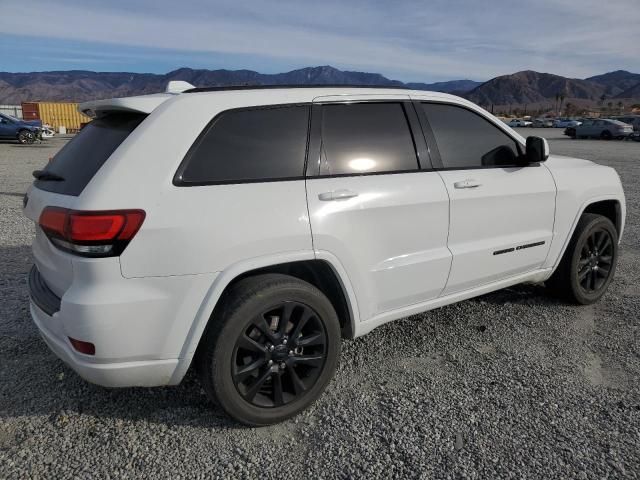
[38, 207, 145, 257]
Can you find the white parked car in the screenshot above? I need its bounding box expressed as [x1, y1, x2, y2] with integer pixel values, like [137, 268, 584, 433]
[553, 118, 581, 128]
[24, 84, 625, 425]
[506, 118, 532, 127]
[40, 124, 55, 138]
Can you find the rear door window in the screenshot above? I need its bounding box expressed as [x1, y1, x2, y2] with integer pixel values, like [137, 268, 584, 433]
[177, 105, 309, 184]
[34, 113, 146, 196]
[318, 103, 419, 175]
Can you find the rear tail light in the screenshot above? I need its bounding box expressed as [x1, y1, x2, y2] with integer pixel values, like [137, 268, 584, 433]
[39, 207, 145, 257]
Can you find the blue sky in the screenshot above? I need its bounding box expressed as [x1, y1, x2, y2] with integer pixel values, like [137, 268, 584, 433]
[1, 0, 638, 82]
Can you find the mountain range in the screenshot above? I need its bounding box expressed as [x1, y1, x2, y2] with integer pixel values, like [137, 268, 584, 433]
[466, 70, 640, 108]
[0, 66, 480, 105]
[0, 66, 639, 110]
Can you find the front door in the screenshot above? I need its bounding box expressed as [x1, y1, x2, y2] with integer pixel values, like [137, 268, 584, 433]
[417, 101, 556, 295]
[305, 97, 452, 321]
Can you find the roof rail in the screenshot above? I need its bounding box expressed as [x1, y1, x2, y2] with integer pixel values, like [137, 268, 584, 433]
[184, 84, 409, 93]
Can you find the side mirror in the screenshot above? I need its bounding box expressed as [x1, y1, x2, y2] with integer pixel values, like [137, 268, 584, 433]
[525, 136, 549, 163]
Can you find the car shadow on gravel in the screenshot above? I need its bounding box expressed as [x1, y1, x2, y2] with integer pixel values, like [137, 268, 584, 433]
[476, 283, 560, 305]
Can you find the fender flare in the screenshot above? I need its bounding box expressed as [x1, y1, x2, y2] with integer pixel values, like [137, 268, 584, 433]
[546, 194, 624, 274]
[168, 249, 361, 384]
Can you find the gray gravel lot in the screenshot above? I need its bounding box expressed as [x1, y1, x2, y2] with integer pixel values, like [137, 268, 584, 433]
[1, 129, 639, 479]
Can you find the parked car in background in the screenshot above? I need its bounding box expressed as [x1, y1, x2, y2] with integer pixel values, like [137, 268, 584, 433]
[532, 118, 554, 128]
[571, 119, 633, 139]
[24, 83, 625, 425]
[612, 115, 640, 131]
[40, 124, 55, 139]
[553, 118, 581, 128]
[0, 113, 42, 144]
[507, 118, 532, 127]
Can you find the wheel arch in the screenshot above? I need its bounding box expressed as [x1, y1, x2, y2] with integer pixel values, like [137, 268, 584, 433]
[231, 260, 357, 340]
[582, 199, 622, 235]
[548, 196, 624, 275]
[169, 253, 359, 384]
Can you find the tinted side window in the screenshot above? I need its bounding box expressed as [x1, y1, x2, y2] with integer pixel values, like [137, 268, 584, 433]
[319, 103, 418, 175]
[179, 105, 309, 184]
[422, 103, 521, 168]
[35, 113, 146, 196]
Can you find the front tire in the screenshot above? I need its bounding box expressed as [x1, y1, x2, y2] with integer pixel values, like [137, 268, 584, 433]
[197, 274, 341, 426]
[600, 130, 612, 140]
[17, 129, 35, 144]
[546, 213, 618, 304]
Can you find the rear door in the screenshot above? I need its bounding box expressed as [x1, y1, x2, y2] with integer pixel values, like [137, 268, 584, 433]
[416, 101, 556, 295]
[305, 97, 451, 321]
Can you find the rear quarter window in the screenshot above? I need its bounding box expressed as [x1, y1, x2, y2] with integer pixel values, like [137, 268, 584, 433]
[34, 113, 146, 196]
[176, 105, 310, 185]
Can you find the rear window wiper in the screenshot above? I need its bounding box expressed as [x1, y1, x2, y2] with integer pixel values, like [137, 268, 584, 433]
[33, 170, 65, 182]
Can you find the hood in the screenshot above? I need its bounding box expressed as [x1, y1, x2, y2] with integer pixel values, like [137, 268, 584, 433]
[20, 119, 42, 128]
[545, 154, 596, 169]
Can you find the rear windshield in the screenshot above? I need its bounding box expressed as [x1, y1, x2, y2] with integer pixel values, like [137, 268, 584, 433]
[34, 113, 146, 196]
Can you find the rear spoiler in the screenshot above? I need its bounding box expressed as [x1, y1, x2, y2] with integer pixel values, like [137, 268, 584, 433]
[79, 81, 195, 118]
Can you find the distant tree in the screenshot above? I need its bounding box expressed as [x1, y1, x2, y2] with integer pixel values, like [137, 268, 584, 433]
[599, 94, 606, 106]
[565, 102, 575, 116]
[559, 94, 566, 115]
[617, 101, 624, 113]
[607, 101, 613, 113]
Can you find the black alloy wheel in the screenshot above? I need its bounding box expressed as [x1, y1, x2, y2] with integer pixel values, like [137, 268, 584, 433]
[197, 273, 341, 426]
[546, 213, 618, 304]
[232, 301, 327, 408]
[576, 228, 614, 294]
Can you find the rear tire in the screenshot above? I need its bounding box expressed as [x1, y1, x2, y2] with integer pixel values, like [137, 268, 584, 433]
[546, 213, 618, 304]
[197, 273, 341, 426]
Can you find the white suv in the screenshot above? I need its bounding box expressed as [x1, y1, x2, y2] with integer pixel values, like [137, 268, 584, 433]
[24, 84, 625, 425]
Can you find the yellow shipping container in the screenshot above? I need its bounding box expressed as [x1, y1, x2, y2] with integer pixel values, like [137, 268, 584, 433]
[36, 102, 92, 132]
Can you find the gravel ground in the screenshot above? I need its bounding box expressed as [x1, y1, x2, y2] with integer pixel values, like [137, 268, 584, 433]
[1, 130, 639, 479]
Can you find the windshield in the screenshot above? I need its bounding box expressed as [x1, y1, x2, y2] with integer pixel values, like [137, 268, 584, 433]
[0, 113, 19, 123]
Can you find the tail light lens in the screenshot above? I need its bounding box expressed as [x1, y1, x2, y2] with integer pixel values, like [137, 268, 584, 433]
[39, 207, 145, 257]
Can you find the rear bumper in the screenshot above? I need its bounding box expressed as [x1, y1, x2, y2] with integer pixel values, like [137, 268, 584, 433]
[30, 301, 179, 387]
[27, 263, 217, 388]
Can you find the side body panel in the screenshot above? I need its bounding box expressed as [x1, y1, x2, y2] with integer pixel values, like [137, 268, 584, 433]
[78, 93, 315, 278]
[438, 166, 556, 294]
[306, 173, 452, 320]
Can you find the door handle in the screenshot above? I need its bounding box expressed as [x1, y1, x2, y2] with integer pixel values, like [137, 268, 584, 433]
[453, 179, 481, 189]
[318, 189, 359, 201]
